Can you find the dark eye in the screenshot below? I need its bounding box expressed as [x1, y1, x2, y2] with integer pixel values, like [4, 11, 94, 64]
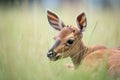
[67, 39, 74, 45]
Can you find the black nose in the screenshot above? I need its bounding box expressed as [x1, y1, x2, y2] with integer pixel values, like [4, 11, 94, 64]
[47, 51, 54, 58]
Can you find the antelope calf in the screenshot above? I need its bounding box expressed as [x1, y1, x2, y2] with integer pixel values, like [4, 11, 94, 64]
[46, 10, 120, 78]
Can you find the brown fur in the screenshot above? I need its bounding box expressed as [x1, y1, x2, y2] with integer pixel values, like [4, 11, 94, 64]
[47, 10, 120, 79]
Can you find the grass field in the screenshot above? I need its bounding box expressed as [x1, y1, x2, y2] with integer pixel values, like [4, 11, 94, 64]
[0, 5, 120, 80]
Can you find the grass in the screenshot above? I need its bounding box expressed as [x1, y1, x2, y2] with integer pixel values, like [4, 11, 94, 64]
[0, 5, 120, 80]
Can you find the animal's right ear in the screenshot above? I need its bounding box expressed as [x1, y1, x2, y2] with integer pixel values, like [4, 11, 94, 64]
[76, 12, 87, 32]
[47, 10, 65, 31]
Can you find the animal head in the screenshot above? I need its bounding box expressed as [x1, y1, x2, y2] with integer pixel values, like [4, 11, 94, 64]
[47, 10, 87, 61]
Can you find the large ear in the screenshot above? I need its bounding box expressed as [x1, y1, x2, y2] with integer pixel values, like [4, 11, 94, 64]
[76, 12, 87, 32]
[47, 10, 65, 31]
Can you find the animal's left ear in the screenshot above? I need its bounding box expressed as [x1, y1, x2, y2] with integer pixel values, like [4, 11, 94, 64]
[47, 10, 65, 31]
[76, 12, 87, 32]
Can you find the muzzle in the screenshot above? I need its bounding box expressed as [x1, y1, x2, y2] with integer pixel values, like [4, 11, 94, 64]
[47, 39, 61, 61]
[47, 49, 55, 58]
[47, 49, 61, 61]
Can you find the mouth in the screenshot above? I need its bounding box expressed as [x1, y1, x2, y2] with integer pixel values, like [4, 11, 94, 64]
[49, 53, 62, 61]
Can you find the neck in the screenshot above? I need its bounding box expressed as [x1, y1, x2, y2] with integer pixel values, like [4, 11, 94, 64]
[70, 40, 87, 69]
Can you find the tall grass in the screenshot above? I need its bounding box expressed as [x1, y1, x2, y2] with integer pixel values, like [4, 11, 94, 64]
[0, 6, 120, 80]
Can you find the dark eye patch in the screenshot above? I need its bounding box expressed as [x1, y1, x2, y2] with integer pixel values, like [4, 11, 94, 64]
[67, 39, 74, 45]
[51, 39, 61, 50]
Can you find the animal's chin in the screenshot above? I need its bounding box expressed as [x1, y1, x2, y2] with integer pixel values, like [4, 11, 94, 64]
[49, 53, 62, 61]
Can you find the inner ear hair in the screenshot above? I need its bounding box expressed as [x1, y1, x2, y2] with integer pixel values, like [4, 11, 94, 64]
[47, 9, 66, 31]
[76, 12, 87, 32]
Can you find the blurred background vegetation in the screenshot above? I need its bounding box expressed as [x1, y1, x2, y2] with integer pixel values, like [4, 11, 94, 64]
[0, 0, 120, 80]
